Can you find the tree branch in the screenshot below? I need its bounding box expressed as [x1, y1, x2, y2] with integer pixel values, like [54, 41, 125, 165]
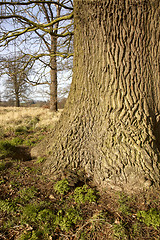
[0, 12, 73, 33]
[0, 1, 73, 10]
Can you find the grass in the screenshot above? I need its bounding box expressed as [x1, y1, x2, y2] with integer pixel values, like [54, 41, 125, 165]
[0, 106, 62, 133]
[0, 106, 160, 240]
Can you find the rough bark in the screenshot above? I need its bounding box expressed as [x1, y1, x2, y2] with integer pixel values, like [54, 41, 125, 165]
[49, 3, 60, 112]
[14, 77, 20, 107]
[37, 0, 160, 192]
[50, 34, 58, 112]
[15, 94, 20, 107]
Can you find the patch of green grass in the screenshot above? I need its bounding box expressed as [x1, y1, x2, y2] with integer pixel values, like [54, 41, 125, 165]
[21, 203, 40, 225]
[20, 203, 82, 236]
[9, 180, 21, 189]
[0, 179, 5, 184]
[113, 222, 129, 240]
[118, 193, 131, 215]
[73, 184, 97, 204]
[0, 140, 16, 158]
[0, 161, 12, 171]
[23, 138, 37, 146]
[132, 222, 142, 237]
[29, 116, 40, 130]
[54, 179, 70, 195]
[0, 199, 16, 213]
[35, 157, 46, 164]
[15, 126, 29, 135]
[17, 187, 38, 203]
[18, 231, 38, 240]
[0, 161, 6, 171]
[137, 208, 160, 229]
[10, 137, 24, 146]
[55, 207, 82, 232]
[0, 127, 5, 139]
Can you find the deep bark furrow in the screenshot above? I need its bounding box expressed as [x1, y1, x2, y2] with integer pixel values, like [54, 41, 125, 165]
[35, 0, 160, 192]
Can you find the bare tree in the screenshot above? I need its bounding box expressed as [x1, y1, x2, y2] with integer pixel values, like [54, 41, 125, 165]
[0, 0, 73, 111]
[0, 54, 31, 107]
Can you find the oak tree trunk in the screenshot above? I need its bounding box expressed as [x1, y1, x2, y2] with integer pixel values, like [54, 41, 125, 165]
[15, 94, 20, 107]
[49, 4, 60, 112]
[42, 0, 160, 192]
[14, 76, 20, 107]
[50, 35, 58, 112]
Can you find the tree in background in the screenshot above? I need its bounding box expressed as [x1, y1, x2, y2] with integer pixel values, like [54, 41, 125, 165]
[33, 0, 160, 192]
[1, 54, 31, 107]
[0, 0, 73, 111]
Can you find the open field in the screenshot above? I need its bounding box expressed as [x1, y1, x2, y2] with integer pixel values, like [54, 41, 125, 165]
[0, 107, 62, 130]
[0, 107, 160, 240]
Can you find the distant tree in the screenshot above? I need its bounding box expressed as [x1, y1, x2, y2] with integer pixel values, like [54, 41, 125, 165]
[0, 0, 73, 111]
[1, 55, 31, 107]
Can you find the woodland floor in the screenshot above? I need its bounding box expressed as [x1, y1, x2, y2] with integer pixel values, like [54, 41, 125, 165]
[0, 107, 160, 240]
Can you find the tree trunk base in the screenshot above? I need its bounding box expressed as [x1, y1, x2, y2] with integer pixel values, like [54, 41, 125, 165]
[31, 110, 160, 194]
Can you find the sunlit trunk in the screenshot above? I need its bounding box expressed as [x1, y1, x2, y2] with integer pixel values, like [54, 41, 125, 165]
[34, 0, 160, 192]
[50, 35, 58, 112]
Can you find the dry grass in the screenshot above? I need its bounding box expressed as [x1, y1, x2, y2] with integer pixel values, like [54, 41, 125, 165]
[0, 106, 62, 130]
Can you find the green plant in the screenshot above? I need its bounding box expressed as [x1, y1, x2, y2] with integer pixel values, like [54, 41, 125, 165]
[79, 232, 88, 240]
[54, 179, 70, 195]
[113, 222, 128, 240]
[0, 161, 6, 171]
[55, 207, 82, 232]
[0, 161, 12, 171]
[18, 231, 38, 240]
[15, 126, 28, 135]
[0, 127, 5, 139]
[0, 179, 5, 184]
[37, 208, 55, 224]
[73, 185, 97, 204]
[132, 222, 142, 237]
[23, 138, 38, 146]
[10, 137, 24, 146]
[21, 203, 40, 225]
[9, 180, 20, 188]
[35, 157, 46, 164]
[137, 208, 160, 229]
[37, 208, 56, 236]
[0, 199, 16, 213]
[25, 116, 40, 131]
[17, 187, 38, 203]
[0, 140, 16, 158]
[118, 193, 131, 215]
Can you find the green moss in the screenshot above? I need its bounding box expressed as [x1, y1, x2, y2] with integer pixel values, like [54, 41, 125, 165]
[21, 203, 40, 225]
[137, 208, 160, 229]
[0, 199, 16, 213]
[18, 231, 38, 240]
[0, 161, 6, 171]
[17, 187, 38, 203]
[73, 184, 97, 204]
[54, 179, 70, 195]
[15, 126, 29, 135]
[0, 140, 16, 158]
[10, 137, 24, 145]
[35, 157, 46, 164]
[113, 222, 128, 240]
[55, 207, 82, 232]
[118, 193, 131, 215]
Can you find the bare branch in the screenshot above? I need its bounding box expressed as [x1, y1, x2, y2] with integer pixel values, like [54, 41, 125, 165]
[0, 1, 73, 10]
[0, 12, 73, 32]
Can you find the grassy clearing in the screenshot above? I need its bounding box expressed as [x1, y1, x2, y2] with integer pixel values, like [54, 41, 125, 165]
[0, 107, 160, 240]
[0, 106, 62, 133]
